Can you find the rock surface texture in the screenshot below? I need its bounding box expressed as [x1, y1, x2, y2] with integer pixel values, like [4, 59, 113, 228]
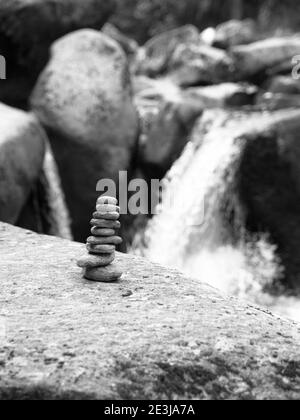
[31, 29, 139, 241]
[0, 104, 46, 225]
[0, 222, 300, 400]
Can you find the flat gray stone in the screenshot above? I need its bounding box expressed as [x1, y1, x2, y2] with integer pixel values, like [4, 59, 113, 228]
[1, 222, 300, 400]
[97, 196, 118, 205]
[96, 204, 120, 213]
[90, 219, 121, 229]
[83, 264, 122, 282]
[87, 236, 122, 246]
[90, 227, 116, 237]
[92, 211, 120, 221]
[86, 243, 116, 254]
[77, 253, 115, 268]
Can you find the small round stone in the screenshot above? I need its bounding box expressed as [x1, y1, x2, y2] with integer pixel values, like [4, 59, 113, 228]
[90, 219, 121, 229]
[83, 264, 123, 283]
[87, 236, 123, 246]
[96, 204, 120, 213]
[90, 227, 115, 237]
[97, 196, 118, 205]
[87, 243, 116, 254]
[77, 253, 115, 268]
[93, 211, 120, 221]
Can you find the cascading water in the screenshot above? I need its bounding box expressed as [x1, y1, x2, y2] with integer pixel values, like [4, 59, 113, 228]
[134, 109, 300, 321]
[41, 144, 73, 240]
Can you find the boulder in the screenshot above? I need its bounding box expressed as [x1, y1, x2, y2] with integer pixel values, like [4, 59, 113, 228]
[136, 25, 200, 77]
[213, 19, 257, 49]
[134, 77, 203, 178]
[256, 92, 300, 111]
[0, 222, 300, 400]
[184, 83, 257, 108]
[232, 36, 300, 78]
[31, 30, 139, 242]
[0, 103, 46, 225]
[168, 44, 235, 86]
[0, 0, 116, 107]
[232, 109, 300, 292]
[102, 23, 138, 59]
[265, 76, 300, 95]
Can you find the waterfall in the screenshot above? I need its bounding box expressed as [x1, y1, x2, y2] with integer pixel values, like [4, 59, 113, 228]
[41, 144, 73, 240]
[134, 109, 300, 321]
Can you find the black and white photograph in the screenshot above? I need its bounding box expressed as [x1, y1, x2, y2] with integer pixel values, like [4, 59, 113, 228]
[1, 0, 300, 403]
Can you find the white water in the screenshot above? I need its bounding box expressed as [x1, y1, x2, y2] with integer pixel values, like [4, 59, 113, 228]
[135, 111, 300, 322]
[42, 145, 73, 240]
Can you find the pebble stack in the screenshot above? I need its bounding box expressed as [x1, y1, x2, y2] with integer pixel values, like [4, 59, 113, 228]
[77, 196, 123, 282]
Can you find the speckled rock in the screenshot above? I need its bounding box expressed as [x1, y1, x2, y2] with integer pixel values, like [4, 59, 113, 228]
[0, 222, 300, 400]
[31, 29, 139, 241]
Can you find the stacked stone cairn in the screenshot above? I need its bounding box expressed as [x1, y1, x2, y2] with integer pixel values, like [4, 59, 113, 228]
[77, 196, 123, 282]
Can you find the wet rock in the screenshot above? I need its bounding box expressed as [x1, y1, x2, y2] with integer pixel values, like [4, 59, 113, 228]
[184, 83, 257, 108]
[136, 25, 200, 77]
[215, 108, 300, 292]
[0, 0, 116, 107]
[0, 103, 46, 225]
[1, 222, 300, 399]
[232, 36, 300, 78]
[134, 76, 203, 178]
[213, 19, 257, 49]
[168, 44, 235, 86]
[256, 92, 300, 111]
[102, 23, 138, 59]
[31, 30, 139, 241]
[265, 76, 300, 95]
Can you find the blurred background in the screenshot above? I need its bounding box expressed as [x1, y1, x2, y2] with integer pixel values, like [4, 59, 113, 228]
[1, 0, 300, 321]
[112, 0, 300, 42]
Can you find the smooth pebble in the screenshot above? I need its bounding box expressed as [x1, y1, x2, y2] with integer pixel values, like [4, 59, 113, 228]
[87, 236, 123, 245]
[83, 264, 123, 282]
[77, 253, 115, 268]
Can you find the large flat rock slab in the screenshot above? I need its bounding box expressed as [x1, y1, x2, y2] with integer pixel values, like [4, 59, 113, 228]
[0, 222, 300, 400]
